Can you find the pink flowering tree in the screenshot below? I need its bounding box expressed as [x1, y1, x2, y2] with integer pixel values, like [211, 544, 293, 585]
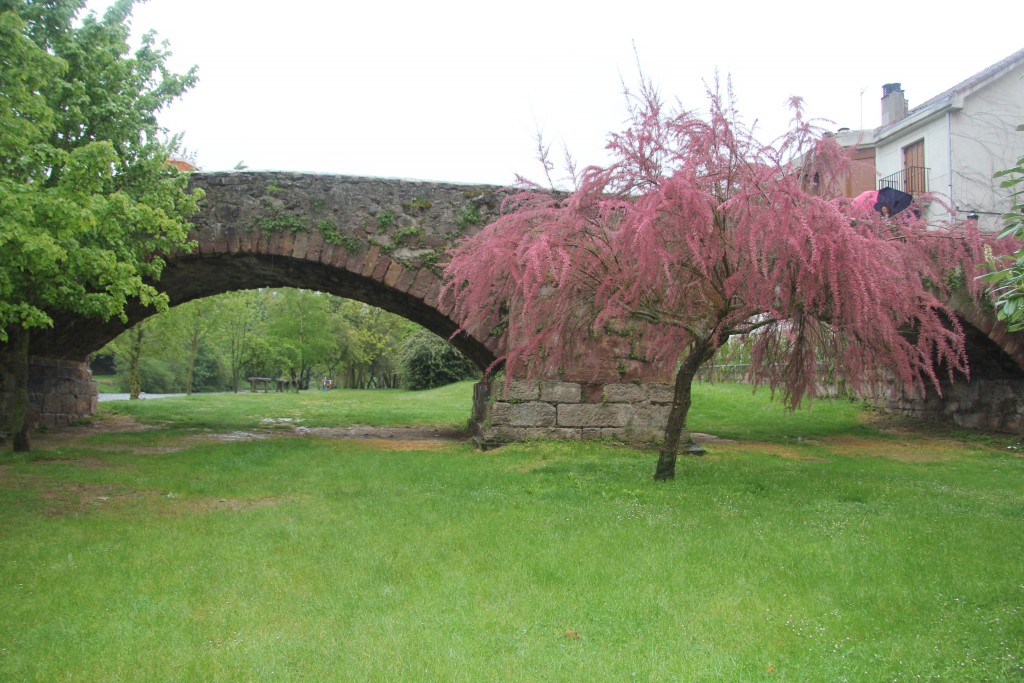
[443, 80, 990, 480]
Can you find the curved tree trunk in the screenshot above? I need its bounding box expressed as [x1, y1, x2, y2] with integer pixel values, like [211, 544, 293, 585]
[10, 327, 32, 453]
[186, 327, 199, 397]
[654, 339, 718, 481]
[127, 324, 144, 400]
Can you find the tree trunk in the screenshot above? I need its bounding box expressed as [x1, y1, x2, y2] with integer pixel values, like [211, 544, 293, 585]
[10, 327, 32, 452]
[127, 324, 144, 399]
[654, 340, 717, 481]
[186, 328, 199, 396]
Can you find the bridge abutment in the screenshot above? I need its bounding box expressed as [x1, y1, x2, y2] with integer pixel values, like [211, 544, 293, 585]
[0, 355, 97, 437]
[469, 378, 676, 448]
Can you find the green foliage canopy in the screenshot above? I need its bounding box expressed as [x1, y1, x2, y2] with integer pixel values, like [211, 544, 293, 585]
[0, 0, 200, 342]
[398, 328, 479, 390]
[983, 124, 1024, 330]
[1, 0, 199, 450]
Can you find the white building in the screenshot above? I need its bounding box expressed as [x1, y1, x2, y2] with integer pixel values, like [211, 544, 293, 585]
[836, 48, 1024, 232]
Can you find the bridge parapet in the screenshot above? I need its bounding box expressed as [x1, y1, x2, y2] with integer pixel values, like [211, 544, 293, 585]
[191, 171, 505, 272]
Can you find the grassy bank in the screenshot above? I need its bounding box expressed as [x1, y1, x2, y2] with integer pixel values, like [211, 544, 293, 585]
[1, 383, 1021, 680]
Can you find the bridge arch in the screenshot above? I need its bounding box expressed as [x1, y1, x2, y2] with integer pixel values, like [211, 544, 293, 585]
[24, 171, 508, 367]
[4, 171, 1024, 439]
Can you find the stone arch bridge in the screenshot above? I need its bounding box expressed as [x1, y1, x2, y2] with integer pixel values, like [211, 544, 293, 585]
[3, 172, 1024, 442]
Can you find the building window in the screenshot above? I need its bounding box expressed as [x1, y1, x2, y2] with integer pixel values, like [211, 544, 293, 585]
[903, 139, 926, 195]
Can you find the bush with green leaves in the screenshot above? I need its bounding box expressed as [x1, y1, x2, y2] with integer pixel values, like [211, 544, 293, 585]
[397, 329, 479, 390]
[983, 124, 1024, 329]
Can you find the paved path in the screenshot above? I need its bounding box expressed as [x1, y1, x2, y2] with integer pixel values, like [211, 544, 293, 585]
[98, 393, 186, 402]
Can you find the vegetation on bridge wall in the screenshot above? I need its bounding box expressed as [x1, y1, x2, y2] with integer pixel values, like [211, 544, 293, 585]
[192, 172, 504, 276]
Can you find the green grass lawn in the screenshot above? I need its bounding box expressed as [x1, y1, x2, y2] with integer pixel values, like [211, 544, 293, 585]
[92, 374, 121, 394]
[96, 380, 476, 432]
[1, 382, 1022, 681]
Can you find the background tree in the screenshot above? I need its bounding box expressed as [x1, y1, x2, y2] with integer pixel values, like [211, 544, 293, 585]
[398, 328, 479, 390]
[264, 289, 338, 390]
[214, 290, 261, 392]
[124, 322, 144, 400]
[336, 301, 415, 388]
[444, 79, 991, 480]
[177, 299, 216, 396]
[0, 0, 198, 450]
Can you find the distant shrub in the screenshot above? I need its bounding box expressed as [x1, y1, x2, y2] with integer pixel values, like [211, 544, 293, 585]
[116, 357, 178, 393]
[398, 329, 480, 390]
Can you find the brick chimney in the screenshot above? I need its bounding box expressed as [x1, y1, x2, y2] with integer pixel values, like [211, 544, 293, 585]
[881, 83, 908, 126]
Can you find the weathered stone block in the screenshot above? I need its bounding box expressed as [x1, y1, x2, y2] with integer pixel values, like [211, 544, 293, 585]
[540, 381, 582, 403]
[491, 401, 556, 427]
[383, 262, 405, 289]
[360, 245, 382, 277]
[491, 379, 540, 401]
[557, 403, 631, 428]
[628, 404, 670, 437]
[278, 229, 296, 257]
[396, 267, 419, 293]
[646, 384, 675, 404]
[42, 392, 63, 414]
[291, 231, 310, 260]
[603, 383, 645, 403]
[372, 254, 392, 281]
[408, 269, 434, 300]
[329, 243, 350, 268]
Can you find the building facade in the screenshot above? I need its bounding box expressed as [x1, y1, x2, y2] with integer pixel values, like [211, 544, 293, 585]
[835, 49, 1024, 233]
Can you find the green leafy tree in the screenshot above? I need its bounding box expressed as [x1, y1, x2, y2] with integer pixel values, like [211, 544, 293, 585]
[265, 289, 339, 390]
[984, 124, 1024, 330]
[213, 290, 262, 392]
[0, 1, 199, 450]
[398, 328, 479, 390]
[335, 300, 415, 388]
[176, 299, 216, 396]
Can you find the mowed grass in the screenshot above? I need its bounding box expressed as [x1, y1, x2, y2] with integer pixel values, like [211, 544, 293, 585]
[1, 382, 1022, 681]
[95, 380, 478, 432]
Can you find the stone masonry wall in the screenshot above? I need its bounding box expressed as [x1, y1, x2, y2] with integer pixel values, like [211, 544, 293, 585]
[865, 379, 1024, 433]
[0, 355, 98, 436]
[470, 378, 674, 448]
[697, 366, 1024, 434]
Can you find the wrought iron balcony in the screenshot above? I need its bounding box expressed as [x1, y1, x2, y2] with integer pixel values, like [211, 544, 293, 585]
[878, 166, 929, 195]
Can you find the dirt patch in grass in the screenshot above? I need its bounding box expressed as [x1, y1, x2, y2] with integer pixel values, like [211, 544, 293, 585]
[163, 494, 290, 515]
[24, 413, 469, 454]
[820, 434, 966, 462]
[38, 481, 149, 516]
[27, 478, 289, 517]
[26, 413, 158, 452]
[729, 442, 832, 462]
[298, 426, 468, 441]
[726, 436, 964, 463]
[30, 456, 121, 469]
[347, 438, 455, 451]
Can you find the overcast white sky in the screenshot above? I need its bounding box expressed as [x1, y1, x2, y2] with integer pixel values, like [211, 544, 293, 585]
[90, 0, 1022, 186]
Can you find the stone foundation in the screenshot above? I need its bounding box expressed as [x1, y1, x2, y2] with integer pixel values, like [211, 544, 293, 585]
[864, 378, 1024, 433]
[0, 355, 98, 436]
[699, 363, 1024, 434]
[469, 378, 674, 448]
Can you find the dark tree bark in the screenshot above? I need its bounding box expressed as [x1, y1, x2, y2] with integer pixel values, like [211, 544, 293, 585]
[186, 325, 199, 397]
[10, 327, 31, 452]
[654, 339, 718, 481]
[127, 325, 144, 400]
